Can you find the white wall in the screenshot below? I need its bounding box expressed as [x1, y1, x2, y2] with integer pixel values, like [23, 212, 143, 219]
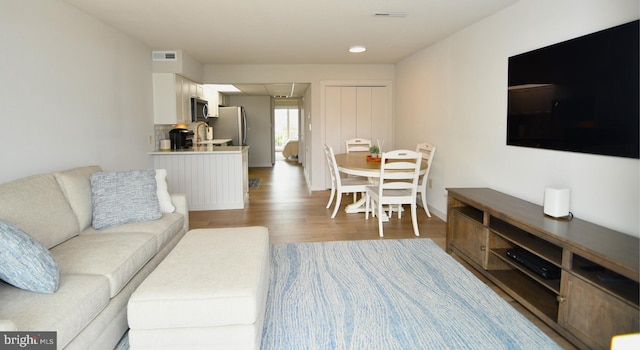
[395, 0, 639, 236]
[0, 0, 155, 184]
[302, 85, 313, 184]
[203, 64, 395, 190]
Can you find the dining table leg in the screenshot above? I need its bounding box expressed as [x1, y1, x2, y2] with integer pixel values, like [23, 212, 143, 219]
[346, 197, 391, 222]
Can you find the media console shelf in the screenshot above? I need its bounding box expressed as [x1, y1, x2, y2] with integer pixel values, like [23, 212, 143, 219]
[446, 188, 639, 350]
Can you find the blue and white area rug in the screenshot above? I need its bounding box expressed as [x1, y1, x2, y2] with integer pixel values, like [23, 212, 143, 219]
[261, 239, 561, 350]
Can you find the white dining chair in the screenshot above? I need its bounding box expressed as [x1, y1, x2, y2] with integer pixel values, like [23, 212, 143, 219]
[345, 138, 371, 153]
[324, 144, 370, 218]
[365, 149, 422, 237]
[415, 142, 436, 217]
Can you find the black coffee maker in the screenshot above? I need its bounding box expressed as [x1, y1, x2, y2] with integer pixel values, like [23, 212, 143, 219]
[169, 128, 194, 149]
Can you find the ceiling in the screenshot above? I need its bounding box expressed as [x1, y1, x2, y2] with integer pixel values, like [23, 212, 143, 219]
[63, 0, 518, 96]
[222, 83, 310, 98]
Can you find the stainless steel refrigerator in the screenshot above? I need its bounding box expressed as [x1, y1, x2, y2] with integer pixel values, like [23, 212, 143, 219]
[213, 106, 246, 146]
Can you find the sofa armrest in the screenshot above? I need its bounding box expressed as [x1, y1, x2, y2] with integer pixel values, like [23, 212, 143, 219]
[171, 193, 189, 232]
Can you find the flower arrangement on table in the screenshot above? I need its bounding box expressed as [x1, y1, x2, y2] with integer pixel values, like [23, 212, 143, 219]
[367, 145, 381, 162]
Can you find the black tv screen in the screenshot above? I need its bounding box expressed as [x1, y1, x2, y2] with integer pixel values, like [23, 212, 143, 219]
[507, 20, 639, 159]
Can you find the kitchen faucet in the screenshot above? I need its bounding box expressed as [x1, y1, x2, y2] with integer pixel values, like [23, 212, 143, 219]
[195, 122, 209, 144]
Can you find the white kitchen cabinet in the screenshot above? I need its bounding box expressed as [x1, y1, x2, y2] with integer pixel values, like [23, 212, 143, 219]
[153, 73, 186, 124]
[179, 76, 191, 122]
[196, 84, 204, 98]
[219, 93, 229, 107]
[203, 86, 220, 118]
[188, 80, 203, 99]
[152, 73, 204, 124]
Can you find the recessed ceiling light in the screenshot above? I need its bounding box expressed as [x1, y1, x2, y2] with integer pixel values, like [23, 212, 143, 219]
[349, 46, 367, 53]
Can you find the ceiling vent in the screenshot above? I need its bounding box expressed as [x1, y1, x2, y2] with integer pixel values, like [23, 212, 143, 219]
[373, 12, 407, 17]
[152, 51, 178, 62]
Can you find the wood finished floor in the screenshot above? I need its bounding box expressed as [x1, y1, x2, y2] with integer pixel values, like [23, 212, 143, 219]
[189, 159, 576, 349]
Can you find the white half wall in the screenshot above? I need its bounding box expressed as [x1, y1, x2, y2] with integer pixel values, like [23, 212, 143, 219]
[395, 0, 639, 236]
[0, 0, 155, 183]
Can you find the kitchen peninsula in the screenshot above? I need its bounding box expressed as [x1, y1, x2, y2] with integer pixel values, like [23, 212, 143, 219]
[150, 146, 249, 210]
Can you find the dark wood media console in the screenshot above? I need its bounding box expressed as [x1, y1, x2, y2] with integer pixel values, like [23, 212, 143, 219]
[446, 188, 639, 350]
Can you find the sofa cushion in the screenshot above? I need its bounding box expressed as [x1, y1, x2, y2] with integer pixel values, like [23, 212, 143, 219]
[81, 213, 184, 252]
[0, 219, 59, 293]
[0, 173, 79, 249]
[54, 166, 102, 232]
[51, 232, 157, 297]
[155, 169, 176, 213]
[90, 169, 162, 230]
[0, 274, 110, 349]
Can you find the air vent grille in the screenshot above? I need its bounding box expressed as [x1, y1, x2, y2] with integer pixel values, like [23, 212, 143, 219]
[373, 12, 407, 17]
[152, 51, 178, 61]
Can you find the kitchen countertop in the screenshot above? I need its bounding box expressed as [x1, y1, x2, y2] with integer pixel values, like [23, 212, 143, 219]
[149, 145, 248, 155]
[197, 138, 232, 145]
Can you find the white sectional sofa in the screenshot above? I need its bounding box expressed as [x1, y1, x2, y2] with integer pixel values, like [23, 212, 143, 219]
[0, 166, 189, 350]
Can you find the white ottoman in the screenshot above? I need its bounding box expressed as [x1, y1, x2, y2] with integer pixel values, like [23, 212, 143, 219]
[127, 227, 270, 350]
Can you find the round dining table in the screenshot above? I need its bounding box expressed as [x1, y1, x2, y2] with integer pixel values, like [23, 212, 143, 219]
[334, 151, 428, 177]
[333, 151, 427, 215]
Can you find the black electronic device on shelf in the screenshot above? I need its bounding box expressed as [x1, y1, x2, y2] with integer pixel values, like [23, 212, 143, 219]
[506, 248, 561, 280]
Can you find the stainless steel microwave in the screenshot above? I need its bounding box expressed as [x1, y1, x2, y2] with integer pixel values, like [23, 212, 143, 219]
[190, 97, 209, 122]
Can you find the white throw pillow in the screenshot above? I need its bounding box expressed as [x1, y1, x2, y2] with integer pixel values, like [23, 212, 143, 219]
[155, 169, 175, 213]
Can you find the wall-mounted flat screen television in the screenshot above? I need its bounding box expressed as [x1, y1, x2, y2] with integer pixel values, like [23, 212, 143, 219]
[507, 20, 639, 159]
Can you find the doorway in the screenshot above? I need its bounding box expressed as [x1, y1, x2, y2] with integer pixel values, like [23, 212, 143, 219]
[273, 98, 301, 162]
